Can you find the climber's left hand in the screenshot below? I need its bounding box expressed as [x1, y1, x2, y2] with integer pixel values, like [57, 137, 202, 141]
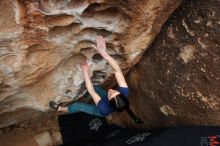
[80, 60, 90, 73]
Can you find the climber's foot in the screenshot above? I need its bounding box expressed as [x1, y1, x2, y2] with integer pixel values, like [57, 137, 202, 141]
[49, 101, 61, 110]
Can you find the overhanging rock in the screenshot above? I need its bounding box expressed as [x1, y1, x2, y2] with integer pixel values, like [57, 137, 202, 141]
[0, 0, 181, 127]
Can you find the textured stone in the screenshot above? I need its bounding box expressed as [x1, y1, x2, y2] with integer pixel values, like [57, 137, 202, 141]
[117, 0, 220, 128]
[0, 108, 42, 128]
[0, 0, 181, 128]
[50, 130, 63, 145]
[33, 131, 52, 146]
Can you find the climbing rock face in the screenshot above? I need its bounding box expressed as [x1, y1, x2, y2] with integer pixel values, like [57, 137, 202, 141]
[121, 0, 220, 128]
[0, 0, 181, 127]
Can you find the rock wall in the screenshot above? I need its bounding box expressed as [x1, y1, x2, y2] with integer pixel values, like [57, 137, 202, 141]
[0, 0, 181, 128]
[116, 0, 220, 128]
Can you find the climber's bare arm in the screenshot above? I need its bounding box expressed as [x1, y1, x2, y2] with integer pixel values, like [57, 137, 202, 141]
[80, 61, 101, 105]
[95, 36, 128, 88]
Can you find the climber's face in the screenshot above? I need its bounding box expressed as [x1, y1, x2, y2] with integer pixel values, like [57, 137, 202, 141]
[108, 89, 120, 100]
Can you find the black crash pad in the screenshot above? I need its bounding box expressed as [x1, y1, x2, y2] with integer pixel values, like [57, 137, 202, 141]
[58, 113, 220, 146]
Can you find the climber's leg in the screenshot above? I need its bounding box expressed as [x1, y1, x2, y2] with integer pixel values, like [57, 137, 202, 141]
[67, 102, 103, 117]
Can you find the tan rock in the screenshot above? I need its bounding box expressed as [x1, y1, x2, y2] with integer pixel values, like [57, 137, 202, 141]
[33, 131, 52, 146]
[0, 0, 181, 127]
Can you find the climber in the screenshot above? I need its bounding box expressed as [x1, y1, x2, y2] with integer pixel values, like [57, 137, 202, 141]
[50, 35, 142, 124]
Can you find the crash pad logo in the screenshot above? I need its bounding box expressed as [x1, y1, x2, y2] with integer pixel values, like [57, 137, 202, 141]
[126, 132, 151, 144]
[200, 135, 220, 146]
[89, 118, 102, 131]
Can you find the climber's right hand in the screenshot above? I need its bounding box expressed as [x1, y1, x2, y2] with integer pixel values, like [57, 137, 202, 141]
[94, 35, 108, 57]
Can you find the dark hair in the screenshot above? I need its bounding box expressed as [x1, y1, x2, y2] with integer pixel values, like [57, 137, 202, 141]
[109, 94, 143, 124]
[109, 94, 128, 112]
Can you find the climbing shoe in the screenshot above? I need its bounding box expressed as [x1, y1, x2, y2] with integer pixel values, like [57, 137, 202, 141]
[49, 101, 61, 110]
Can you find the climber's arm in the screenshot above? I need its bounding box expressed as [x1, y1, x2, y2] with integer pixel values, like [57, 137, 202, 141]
[80, 61, 101, 105]
[104, 54, 128, 87]
[95, 36, 128, 88]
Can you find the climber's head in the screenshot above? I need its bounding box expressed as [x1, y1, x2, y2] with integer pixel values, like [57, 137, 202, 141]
[107, 89, 142, 124]
[108, 89, 128, 112]
[107, 89, 120, 100]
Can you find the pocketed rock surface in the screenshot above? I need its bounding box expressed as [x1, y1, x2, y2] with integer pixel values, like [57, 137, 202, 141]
[0, 0, 181, 128]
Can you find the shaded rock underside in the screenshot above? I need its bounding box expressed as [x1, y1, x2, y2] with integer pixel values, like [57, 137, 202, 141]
[110, 0, 220, 129]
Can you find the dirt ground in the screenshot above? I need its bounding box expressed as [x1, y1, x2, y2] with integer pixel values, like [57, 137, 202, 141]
[0, 112, 61, 146]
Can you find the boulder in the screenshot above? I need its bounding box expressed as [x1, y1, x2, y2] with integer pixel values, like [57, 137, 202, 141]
[0, 0, 181, 128]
